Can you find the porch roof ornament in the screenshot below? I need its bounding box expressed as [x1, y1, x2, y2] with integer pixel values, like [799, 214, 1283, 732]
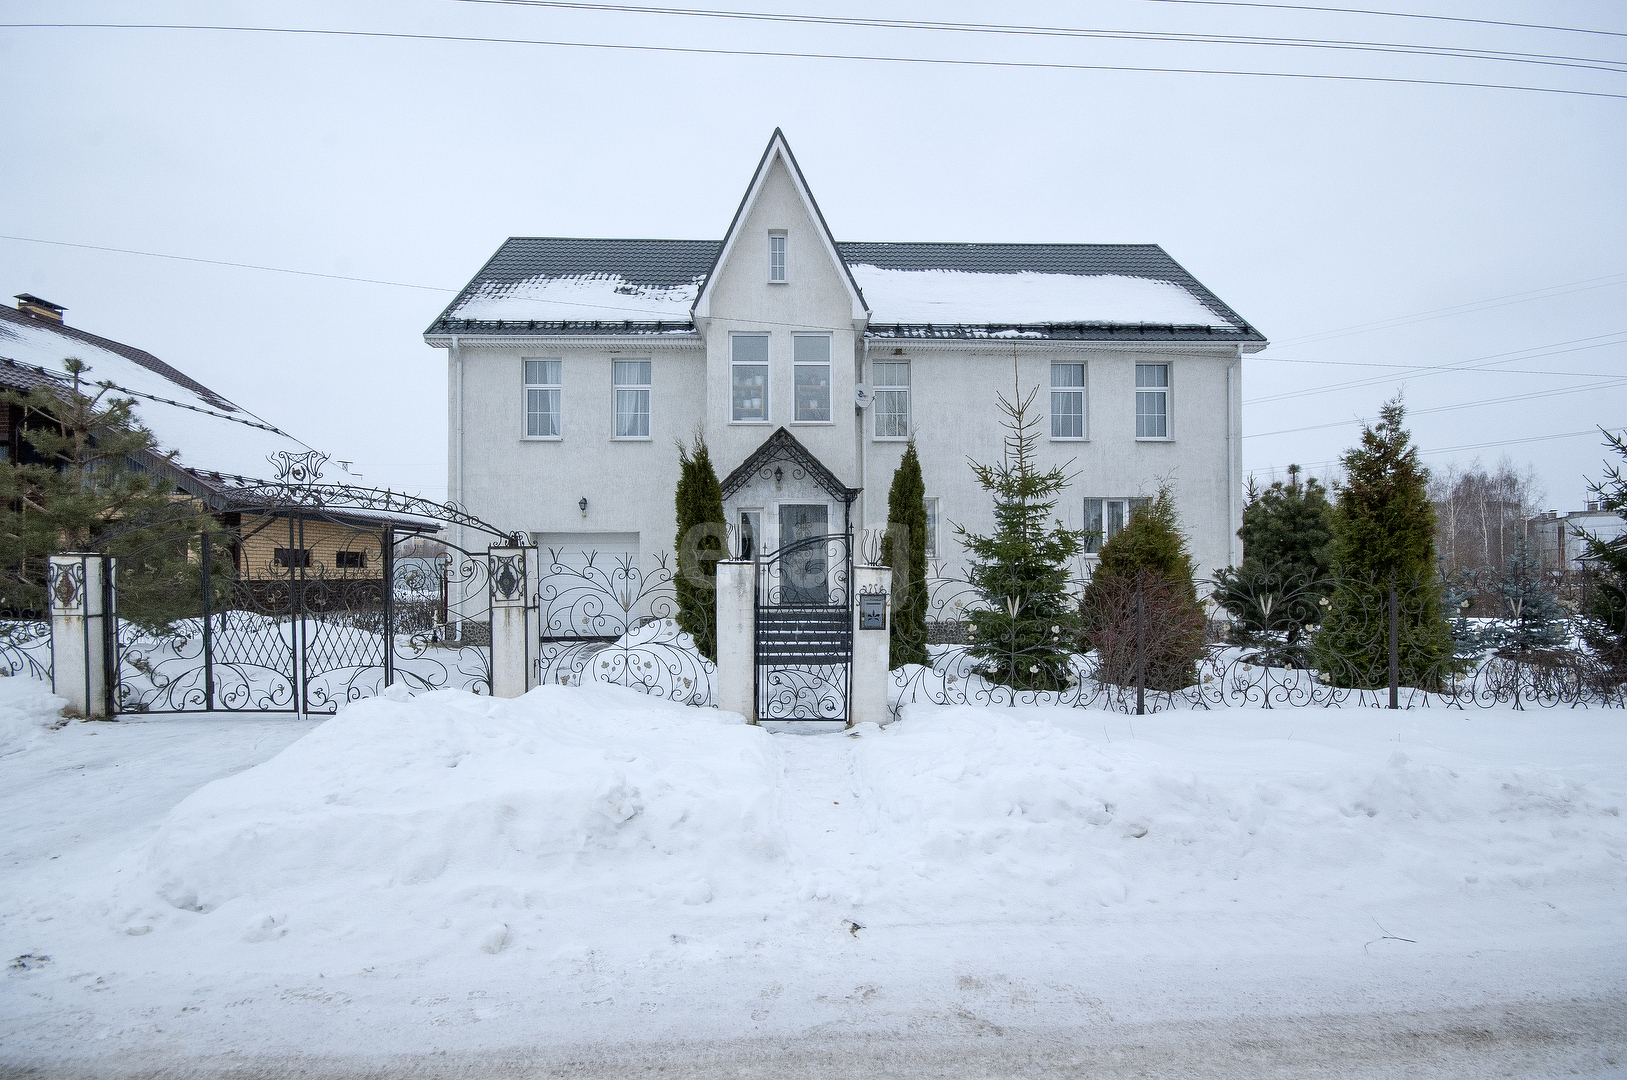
[268, 449, 330, 490]
[720, 427, 859, 505]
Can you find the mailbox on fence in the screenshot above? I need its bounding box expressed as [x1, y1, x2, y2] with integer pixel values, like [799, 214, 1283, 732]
[859, 592, 887, 631]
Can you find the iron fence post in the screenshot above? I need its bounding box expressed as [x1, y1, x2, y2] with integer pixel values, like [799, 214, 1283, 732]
[201, 531, 214, 710]
[382, 525, 395, 688]
[1388, 571, 1400, 710]
[1135, 585, 1146, 716]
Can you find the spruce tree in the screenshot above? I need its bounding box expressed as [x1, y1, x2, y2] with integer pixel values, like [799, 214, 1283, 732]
[1079, 486, 1207, 689]
[673, 433, 724, 660]
[956, 379, 1084, 691]
[1211, 464, 1335, 649]
[1313, 397, 1454, 688]
[1481, 539, 1568, 654]
[0, 358, 222, 629]
[881, 440, 928, 668]
[1579, 428, 1627, 676]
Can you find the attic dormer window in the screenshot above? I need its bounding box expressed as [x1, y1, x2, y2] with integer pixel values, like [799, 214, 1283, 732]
[768, 232, 787, 282]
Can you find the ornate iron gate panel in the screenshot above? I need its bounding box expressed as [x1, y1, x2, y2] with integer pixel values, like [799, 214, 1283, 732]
[755, 533, 853, 721]
[110, 507, 500, 715]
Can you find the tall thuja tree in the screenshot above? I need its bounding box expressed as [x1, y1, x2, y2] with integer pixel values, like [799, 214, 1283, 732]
[1211, 463, 1335, 651]
[956, 378, 1084, 691]
[1079, 486, 1207, 690]
[673, 433, 724, 660]
[0, 358, 222, 627]
[1481, 539, 1568, 654]
[1313, 396, 1454, 688]
[881, 440, 928, 668]
[1579, 428, 1627, 677]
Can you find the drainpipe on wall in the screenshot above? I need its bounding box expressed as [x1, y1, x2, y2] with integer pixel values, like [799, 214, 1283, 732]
[1228, 346, 1241, 568]
[452, 335, 464, 556]
[859, 335, 869, 539]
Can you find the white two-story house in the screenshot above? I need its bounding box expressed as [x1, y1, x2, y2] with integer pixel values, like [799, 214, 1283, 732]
[426, 130, 1266, 585]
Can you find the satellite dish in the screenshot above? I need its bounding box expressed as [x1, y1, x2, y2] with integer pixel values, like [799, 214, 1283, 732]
[855, 384, 875, 409]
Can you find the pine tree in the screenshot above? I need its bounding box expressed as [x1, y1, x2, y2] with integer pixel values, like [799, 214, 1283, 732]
[881, 440, 928, 668]
[956, 378, 1084, 691]
[1313, 397, 1454, 689]
[1079, 486, 1207, 689]
[673, 433, 724, 660]
[1481, 539, 1568, 654]
[0, 358, 222, 629]
[1211, 464, 1335, 650]
[1579, 428, 1627, 676]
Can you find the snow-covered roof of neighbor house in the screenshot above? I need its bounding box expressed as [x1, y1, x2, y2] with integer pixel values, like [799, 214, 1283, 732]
[0, 304, 318, 491]
[425, 238, 1264, 344]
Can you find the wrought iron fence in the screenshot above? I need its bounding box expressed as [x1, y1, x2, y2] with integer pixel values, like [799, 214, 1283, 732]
[536, 550, 716, 706]
[0, 620, 52, 683]
[894, 564, 1627, 715]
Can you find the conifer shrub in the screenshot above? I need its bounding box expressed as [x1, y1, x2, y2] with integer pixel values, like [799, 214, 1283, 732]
[1211, 464, 1335, 660]
[1579, 429, 1627, 684]
[957, 381, 1084, 691]
[1480, 539, 1569, 655]
[673, 433, 724, 661]
[0, 358, 224, 630]
[1078, 486, 1207, 691]
[881, 441, 928, 669]
[1312, 397, 1454, 689]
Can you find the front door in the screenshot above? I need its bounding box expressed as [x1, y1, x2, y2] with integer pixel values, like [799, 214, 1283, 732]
[778, 504, 828, 603]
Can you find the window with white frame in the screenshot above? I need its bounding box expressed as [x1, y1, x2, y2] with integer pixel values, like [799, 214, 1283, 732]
[768, 232, 787, 282]
[924, 496, 940, 558]
[1082, 497, 1151, 553]
[1051, 362, 1085, 439]
[793, 334, 831, 422]
[1136, 363, 1169, 438]
[613, 359, 651, 438]
[731, 334, 769, 422]
[873, 360, 909, 438]
[524, 358, 561, 438]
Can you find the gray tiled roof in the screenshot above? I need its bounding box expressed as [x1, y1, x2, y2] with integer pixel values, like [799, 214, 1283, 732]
[426, 238, 1263, 342]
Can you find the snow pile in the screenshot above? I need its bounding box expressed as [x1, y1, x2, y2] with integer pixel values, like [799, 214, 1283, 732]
[140, 685, 774, 925]
[0, 674, 64, 755]
[451, 274, 700, 322]
[849, 266, 1232, 326]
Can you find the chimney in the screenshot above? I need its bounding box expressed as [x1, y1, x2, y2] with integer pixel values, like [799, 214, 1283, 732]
[14, 294, 66, 324]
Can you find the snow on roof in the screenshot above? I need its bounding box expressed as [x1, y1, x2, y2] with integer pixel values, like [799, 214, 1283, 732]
[847, 266, 1234, 328]
[0, 308, 316, 483]
[449, 273, 701, 323]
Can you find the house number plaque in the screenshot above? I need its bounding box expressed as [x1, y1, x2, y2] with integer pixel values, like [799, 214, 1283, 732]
[859, 592, 887, 631]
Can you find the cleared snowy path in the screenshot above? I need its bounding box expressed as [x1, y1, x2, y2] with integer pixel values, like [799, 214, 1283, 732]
[1, 681, 1623, 1078]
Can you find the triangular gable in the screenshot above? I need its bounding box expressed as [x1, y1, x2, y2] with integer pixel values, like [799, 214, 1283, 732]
[691, 129, 870, 324]
[720, 427, 859, 505]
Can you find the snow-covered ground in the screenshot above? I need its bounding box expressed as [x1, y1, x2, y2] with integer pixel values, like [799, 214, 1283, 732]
[1, 675, 1623, 1077]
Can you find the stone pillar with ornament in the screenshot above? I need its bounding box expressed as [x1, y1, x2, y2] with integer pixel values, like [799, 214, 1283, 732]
[486, 542, 539, 699]
[49, 553, 112, 718]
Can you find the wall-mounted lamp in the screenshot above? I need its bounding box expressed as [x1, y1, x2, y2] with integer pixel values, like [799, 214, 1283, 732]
[773, 466, 783, 489]
[579, 497, 588, 517]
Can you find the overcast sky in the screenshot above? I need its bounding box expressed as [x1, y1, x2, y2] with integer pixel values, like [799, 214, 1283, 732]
[3, 0, 1624, 511]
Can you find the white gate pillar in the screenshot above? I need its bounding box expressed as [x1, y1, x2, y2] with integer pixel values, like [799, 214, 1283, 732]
[487, 544, 538, 699]
[851, 564, 891, 728]
[49, 553, 111, 719]
[715, 560, 755, 722]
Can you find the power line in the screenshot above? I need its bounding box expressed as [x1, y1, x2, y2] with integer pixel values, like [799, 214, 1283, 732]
[1244, 333, 1627, 406]
[449, 0, 1627, 75]
[1253, 425, 1627, 474]
[1129, 0, 1627, 40]
[0, 234, 454, 293]
[1245, 378, 1627, 439]
[4, 22, 1624, 101]
[1259, 272, 1627, 349]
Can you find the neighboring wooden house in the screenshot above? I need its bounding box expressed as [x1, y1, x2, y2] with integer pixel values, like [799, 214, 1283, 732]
[427, 130, 1268, 583]
[0, 293, 424, 578]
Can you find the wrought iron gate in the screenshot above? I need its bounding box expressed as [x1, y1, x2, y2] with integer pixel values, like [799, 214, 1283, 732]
[755, 533, 853, 721]
[109, 510, 497, 715]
